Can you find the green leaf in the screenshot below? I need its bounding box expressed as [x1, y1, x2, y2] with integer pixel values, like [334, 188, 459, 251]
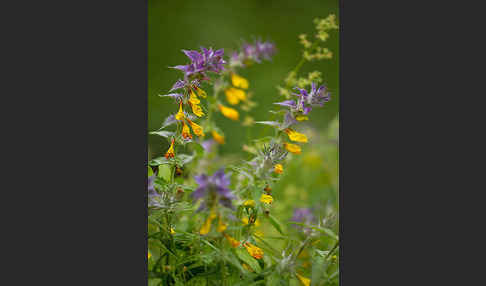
[267, 214, 284, 235]
[255, 121, 280, 127]
[150, 130, 174, 138]
[158, 164, 171, 182]
[235, 247, 262, 273]
[149, 157, 169, 166]
[177, 154, 195, 166]
[319, 227, 339, 240]
[147, 166, 153, 177]
[315, 249, 330, 257]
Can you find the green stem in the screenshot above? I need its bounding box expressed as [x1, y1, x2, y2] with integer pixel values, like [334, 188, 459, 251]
[325, 240, 340, 260]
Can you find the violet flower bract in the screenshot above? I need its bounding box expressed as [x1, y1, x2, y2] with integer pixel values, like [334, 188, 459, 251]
[192, 168, 235, 209]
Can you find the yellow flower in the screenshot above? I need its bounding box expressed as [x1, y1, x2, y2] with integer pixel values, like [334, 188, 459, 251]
[295, 115, 308, 121]
[181, 120, 192, 139]
[199, 217, 212, 235]
[196, 87, 207, 98]
[225, 87, 246, 105]
[190, 102, 205, 117]
[189, 90, 200, 104]
[260, 194, 273, 204]
[223, 233, 240, 248]
[186, 118, 204, 137]
[200, 211, 217, 235]
[296, 274, 311, 286]
[284, 128, 308, 143]
[175, 101, 185, 120]
[243, 242, 263, 259]
[211, 130, 225, 144]
[218, 104, 239, 121]
[217, 217, 227, 233]
[231, 73, 249, 89]
[243, 200, 255, 207]
[165, 139, 175, 159]
[170, 228, 175, 234]
[274, 164, 283, 174]
[148, 251, 152, 259]
[242, 217, 261, 227]
[283, 142, 302, 154]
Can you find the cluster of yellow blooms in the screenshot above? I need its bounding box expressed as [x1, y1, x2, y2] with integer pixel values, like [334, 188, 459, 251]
[225, 73, 248, 105]
[217, 73, 251, 121]
[164, 83, 231, 158]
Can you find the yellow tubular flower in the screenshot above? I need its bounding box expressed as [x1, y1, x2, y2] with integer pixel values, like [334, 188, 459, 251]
[199, 217, 214, 235]
[243, 200, 255, 207]
[181, 120, 192, 139]
[170, 228, 175, 235]
[175, 101, 185, 120]
[217, 217, 227, 232]
[225, 87, 246, 105]
[274, 164, 283, 174]
[211, 130, 225, 144]
[148, 251, 151, 259]
[296, 274, 311, 286]
[218, 104, 239, 120]
[225, 88, 240, 105]
[165, 139, 175, 159]
[190, 102, 205, 117]
[295, 115, 309, 121]
[243, 242, 264, 259]
[242, 217, 261, 227]
[186, 118, 204, 137]
[223, 233, 240, 248]
[189, 90, 200, 104]
[231, 73, 249, 89]
[196, 87, 207, 98]
[284, 128, 308, 143]
[233, 87, 247, 101]
[260, 194, 273, 204]
[283, 142, 302, 154]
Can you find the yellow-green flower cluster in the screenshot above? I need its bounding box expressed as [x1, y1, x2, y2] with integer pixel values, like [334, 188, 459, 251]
[314, 14, 339, 42]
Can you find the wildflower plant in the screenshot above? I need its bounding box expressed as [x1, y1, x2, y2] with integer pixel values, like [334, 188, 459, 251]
[148, 15, 339, 286]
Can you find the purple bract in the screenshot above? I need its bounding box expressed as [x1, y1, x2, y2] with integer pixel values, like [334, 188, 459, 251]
[192, 168, 235, 209]
[172, 47, 225, 78]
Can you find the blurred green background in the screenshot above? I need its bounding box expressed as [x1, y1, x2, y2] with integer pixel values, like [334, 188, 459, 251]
[149, 0, 339, 158]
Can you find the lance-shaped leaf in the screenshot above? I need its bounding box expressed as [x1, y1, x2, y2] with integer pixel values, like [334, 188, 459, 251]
[158, 93, 183, 99]
[157, 115, 177, 130]
[255, 121, 281, 128]
[149, 130, 174, 138]
[176, 154, 195, 166]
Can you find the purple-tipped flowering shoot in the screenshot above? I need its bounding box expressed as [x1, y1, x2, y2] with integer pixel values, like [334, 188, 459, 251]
[273, 82, 331, 128]
[192, 168, 235, 210]
[291, 207, 316, 234]
[172, 47, 226, 79]
[230, 39, 276, 67]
